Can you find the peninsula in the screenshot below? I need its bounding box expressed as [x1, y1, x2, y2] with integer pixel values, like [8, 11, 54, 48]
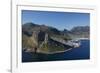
[22, 22, 89, 54]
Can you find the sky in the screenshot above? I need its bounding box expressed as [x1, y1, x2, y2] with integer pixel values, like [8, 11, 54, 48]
[22, 10, 90, 30]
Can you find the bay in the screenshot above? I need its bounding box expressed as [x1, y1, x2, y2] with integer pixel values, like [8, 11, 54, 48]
[22, 40, 90, 62]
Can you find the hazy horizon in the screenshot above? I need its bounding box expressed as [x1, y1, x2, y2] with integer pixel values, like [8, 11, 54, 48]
[23, 22, 90, 31]
[22, 10, 90, 30]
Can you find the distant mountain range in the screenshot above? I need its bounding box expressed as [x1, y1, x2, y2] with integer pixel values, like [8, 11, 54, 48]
[22, 22, 90, 53]
[62, 26, 90, 39]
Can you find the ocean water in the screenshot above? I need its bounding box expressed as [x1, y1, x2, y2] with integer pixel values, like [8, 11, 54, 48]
[22, 40, 90, 62]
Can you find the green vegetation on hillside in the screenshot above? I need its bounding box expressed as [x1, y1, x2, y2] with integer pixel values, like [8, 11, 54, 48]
[22, 22, 90, 53]
[22, 34, 38, 49]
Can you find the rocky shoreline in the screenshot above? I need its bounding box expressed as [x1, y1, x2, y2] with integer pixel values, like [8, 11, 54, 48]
[36, 48, 73, 54]
[23, 39, 81, 54]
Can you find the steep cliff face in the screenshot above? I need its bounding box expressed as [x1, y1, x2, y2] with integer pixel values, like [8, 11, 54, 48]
[22, 22, 71, 53]
[22, 22, 90, 53]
